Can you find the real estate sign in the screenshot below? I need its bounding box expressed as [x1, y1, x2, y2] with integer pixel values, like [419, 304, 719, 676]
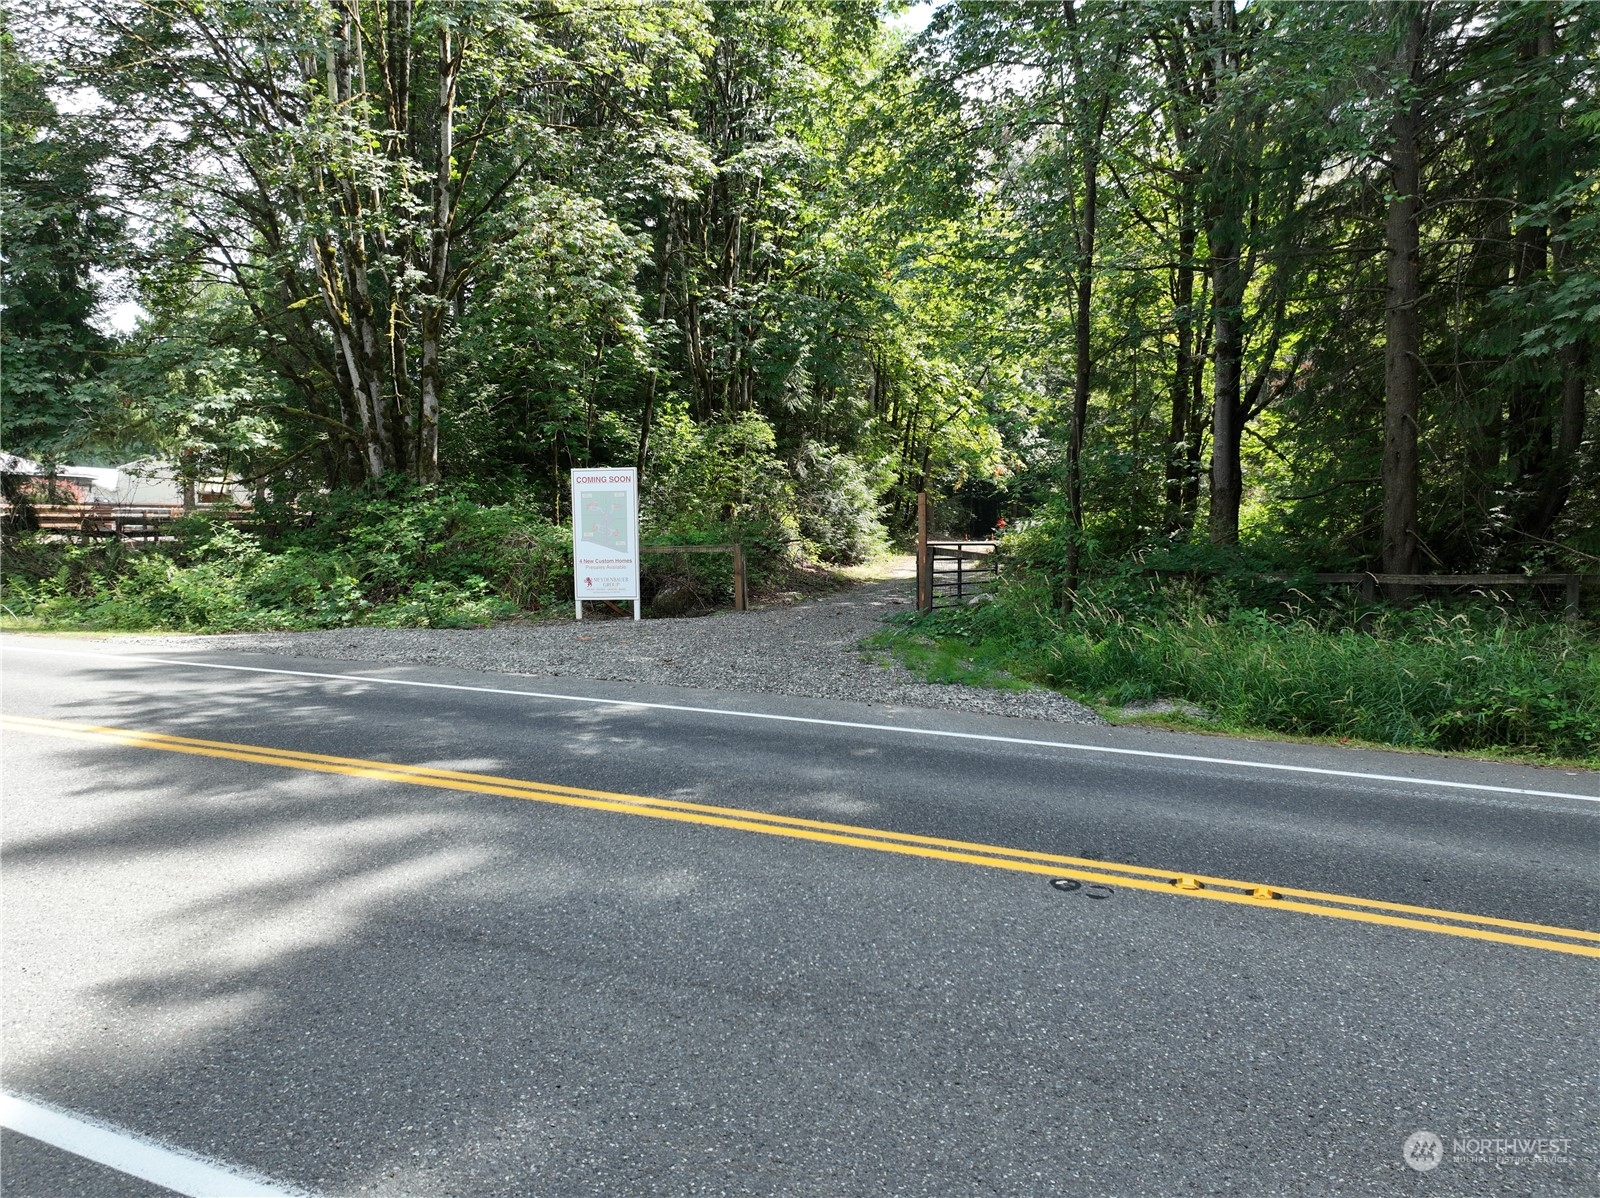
[571, 468, 640, 616]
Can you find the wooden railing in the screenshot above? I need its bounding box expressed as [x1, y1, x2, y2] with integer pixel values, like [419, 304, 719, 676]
[1260, 572, 1597, 622]
[915, 493, 1004, 611]
[1, 502, 251, 542]
[640, 542, 748, 611]
[907, 486, 1595, 623]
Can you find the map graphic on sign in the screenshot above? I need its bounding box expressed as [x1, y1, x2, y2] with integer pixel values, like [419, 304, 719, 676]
[579, 490, 630, 554]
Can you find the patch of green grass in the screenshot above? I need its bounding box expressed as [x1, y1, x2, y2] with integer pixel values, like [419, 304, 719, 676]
[1093, 706, 1599, 771]
[864, 628, 1035, 691]
[871, 579, 1600, 763]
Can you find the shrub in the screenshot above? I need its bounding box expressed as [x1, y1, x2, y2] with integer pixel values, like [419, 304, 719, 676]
[642, 407, 889, 567]
[1, 486, 573, 632]
[642, 407, 794, 536]
[791, 441, 888, 565]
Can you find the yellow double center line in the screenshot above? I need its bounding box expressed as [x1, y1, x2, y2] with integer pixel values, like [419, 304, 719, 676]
[5, 713, 1598, 959]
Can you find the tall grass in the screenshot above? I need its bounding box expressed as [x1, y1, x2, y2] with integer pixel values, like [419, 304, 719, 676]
[893, 578, 1599, 760]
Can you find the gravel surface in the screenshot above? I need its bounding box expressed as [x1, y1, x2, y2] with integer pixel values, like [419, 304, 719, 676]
[87, 575, 1103, 725]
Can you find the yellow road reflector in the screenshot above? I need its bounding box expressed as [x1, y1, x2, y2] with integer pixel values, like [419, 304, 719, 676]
[4, 712, 1598, 960]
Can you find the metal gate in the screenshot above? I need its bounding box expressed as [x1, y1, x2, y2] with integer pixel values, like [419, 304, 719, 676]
[915, 491, 1002, 611]
[920, 541, 999, 610]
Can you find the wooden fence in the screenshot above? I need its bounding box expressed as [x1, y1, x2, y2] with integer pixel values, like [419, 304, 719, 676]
[640, 542, 748, 612]
[1261, 572, 1597, 623]
[913, 492, 1595, 621]
[1, 502, 251, 542]
[920, 542, 1001, 610]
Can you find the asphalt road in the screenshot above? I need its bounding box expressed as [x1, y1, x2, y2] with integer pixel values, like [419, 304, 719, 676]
[1, 637, 1596, 1197]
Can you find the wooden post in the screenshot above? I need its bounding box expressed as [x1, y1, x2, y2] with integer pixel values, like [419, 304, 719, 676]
[1566, 574, 1582, 626]
[916, 491, 931, 611]
[640, 542, 749, 613]
[1357, 573, 1377, 633]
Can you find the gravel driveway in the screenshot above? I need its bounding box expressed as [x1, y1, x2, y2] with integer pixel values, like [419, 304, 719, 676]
[93, 569, 1102, 725]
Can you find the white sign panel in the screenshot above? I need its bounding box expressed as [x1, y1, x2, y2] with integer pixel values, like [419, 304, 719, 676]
[571, 468, 640, 616]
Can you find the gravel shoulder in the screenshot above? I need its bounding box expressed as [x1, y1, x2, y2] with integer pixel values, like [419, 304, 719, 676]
[70, 573, 1103, 726]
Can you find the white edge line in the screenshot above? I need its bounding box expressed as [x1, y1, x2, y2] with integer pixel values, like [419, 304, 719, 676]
[0, 1091, 309, 1197]
[3, 643, 1597, 804]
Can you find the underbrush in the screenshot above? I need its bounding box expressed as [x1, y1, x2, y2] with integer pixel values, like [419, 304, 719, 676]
[875, 576, 1599, 761]
[0, 480, 863, 632]
[0, 491, 572, 632]
[642, 408, 887, 566]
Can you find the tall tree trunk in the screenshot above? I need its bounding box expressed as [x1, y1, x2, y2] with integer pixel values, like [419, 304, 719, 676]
[415, 21, 459, 485]
[330, 349, 372, 482]
[1204, 1, 1246, 548]
[1164, 187, 1197, 533]
[321, 275, 388, 481]
[1507, 13, 1563, 547]
[345, 250, 398, 473]
[1208, 234, 1244, 546]
[1181, 271, 1211, 523]
[1062, 6, 1111, 604]
[636, 207, 675, 473]
[1064, 143, 1101, 584]
[1381, 7, 1427, 581]
[314, 20, 389, 482]
[1157, 23, 1205, 536]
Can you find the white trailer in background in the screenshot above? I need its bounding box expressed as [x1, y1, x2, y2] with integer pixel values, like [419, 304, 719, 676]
[110, 459, 250, 506]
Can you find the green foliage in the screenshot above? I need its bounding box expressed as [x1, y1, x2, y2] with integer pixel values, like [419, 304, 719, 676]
[881, 578, 1599, 760]
[450, 187, 653, 484]
[0, 462, 879, 632]
[0, 22, 124, 456]
[637, 406, 889, 570]
[104, 314, 288, 482]
[791, 441, 888, 564]
[0, 489, 572, 632]
[271, 487, 573, 612]
[862, 629, 1032, 692]
[7, 2, 1598, 767]
[641, 406, 795, 557]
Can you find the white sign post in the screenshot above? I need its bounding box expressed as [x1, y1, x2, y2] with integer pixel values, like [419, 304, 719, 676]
[571, 467, 641, 621]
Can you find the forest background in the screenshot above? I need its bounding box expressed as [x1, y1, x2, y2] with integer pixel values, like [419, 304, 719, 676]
[2, 0, 1597, 760]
